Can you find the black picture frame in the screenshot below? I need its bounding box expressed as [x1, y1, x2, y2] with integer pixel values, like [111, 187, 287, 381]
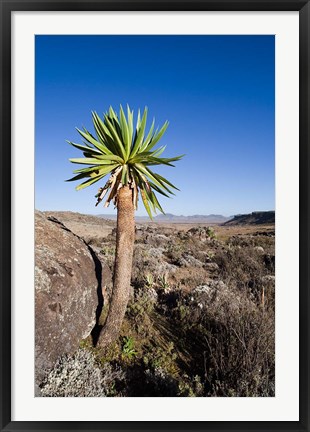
[1, 1, 309, 431]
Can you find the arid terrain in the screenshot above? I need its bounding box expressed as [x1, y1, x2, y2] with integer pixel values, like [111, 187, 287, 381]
[36, 211, 275, 397]
[43, 210, 274, 242]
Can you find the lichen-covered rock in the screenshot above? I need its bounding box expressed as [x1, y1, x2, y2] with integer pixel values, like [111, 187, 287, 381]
[40, 348, 125, 397]
[254, 246, 265, 253]
[192, 280, 256, 319]
[204, 262, 219, 272]
[35, 211, 99, 384]
[178, 253, 203, 268]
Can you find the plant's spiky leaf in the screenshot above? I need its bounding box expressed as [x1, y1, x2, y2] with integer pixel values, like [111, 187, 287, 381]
[127, 105, 134, 147]
[136, 109, 141, 130]
[104, 116, 127, 160]
[91, 112, 113, 150]
[127, 155, 150, 165]
[121, 164, 128, 186]
[148, 181, 170, 198]
[141, 118, 155, 152]
[75, 173, 106, 191]
[151, 190, 165, 213]
[92, 154, 124, 163]
[119, 105, 130, 158]
[142, 184, 156, 212]
[109, 106, 119, 122]
[91, 165, 119, 178]
[76, 128, 107, 154]
[73, 164, 118, 174]
[69, 157, 117, 166]
[140, 187, 153, 220]
[93, 113, 121, 155]
[131, 107, 148, 158]
[144, 121, 169, 152]
[146, 154, 184, 166]
[67, 140, 102, 155]
[66, 173, 91, 182]
[153, 172, 180, 191]
[151, 145, 166, 157]
[146, 157, 175, 167]
[77, 165, 120, 188]
[134, 163, 172, 194]
[146, 188, 165, 214]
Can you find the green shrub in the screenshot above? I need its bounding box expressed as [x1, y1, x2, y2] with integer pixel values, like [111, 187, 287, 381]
[143, 342, 178, 376]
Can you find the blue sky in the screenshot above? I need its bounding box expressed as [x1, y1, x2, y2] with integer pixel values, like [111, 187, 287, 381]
[35, 35, 274, 217]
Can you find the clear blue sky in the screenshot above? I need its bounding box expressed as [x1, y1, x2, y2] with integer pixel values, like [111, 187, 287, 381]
[35, 35, 274, 217]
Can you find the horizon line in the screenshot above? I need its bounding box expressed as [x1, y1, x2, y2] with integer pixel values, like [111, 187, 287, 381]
[37, 208, 275, 218]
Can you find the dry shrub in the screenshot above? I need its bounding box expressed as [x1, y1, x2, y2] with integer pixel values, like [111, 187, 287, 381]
[203, 303, 274, 396]
[173, 284, 275, 397]
[170, 267, 209, 291]
[215, 246, 267, 290]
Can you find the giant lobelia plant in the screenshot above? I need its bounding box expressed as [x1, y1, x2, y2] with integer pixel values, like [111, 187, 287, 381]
[67, 105, 183, 347]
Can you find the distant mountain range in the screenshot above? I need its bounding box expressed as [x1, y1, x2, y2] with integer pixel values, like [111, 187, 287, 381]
[97, 211, 275, 225]
[98, 213, 231, 223]
[43, 210, 275, 226]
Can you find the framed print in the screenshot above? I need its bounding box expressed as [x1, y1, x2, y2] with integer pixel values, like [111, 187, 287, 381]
[1, 0, 309, 431]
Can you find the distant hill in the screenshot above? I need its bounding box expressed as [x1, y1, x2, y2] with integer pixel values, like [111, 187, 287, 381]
[153, 213, 230, 223]
[223, 211, 275, 226]
[98, 213, 230, 224]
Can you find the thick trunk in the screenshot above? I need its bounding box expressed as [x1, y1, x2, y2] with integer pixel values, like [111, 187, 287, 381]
[97, 185, 135, 347]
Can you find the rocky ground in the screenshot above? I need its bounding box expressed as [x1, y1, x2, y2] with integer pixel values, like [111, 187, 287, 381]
[44, 211, 115, 241]
[36, 211, 275, 397]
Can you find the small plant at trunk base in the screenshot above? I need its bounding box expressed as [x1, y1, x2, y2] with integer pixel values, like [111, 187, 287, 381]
[158, 273, 170, 292]
[144, 273, 154, 288]
[67, 105, 183, 348]
[121, 336, 137, 360]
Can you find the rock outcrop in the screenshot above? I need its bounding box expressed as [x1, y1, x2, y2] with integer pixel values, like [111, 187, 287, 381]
[35, 211, 101, 384]
[223, 211, 275, 226]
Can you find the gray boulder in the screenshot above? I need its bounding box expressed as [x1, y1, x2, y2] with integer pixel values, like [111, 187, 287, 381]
[35, 211, 100, 384]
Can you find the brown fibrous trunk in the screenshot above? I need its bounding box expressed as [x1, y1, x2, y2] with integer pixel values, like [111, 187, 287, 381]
[97, 185, 135, 348]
